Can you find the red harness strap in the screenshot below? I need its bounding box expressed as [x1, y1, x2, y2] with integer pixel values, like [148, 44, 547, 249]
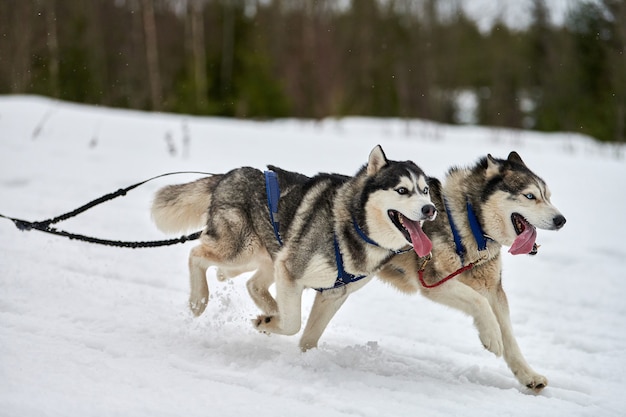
[418, 262, 476, 288]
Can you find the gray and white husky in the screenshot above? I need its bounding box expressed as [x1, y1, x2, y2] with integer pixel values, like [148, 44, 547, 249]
[373, 151, 566, 392]
[151, 145, 436, 343]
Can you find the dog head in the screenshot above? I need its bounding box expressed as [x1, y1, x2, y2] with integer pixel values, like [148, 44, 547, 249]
[480, 151, 566, 255]
[360, 145, 437, 256]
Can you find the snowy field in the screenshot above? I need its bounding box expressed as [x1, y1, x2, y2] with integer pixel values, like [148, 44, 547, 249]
[1, 95, 625, 417]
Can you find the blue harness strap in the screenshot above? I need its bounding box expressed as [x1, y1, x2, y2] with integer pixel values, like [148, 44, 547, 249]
[466, 200, 488, 251]
[264, 170, 283, 246]
[316, 236, 368, 292]
[352, 217, 412, 255]
[444, 196, 490, 264]
[444, 197, 465, 262]
[263, 171, 371, 292]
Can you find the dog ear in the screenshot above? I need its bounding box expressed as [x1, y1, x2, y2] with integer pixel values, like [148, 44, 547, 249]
[486, 154, 501, 179]
[507, 151, 526, 166]
[367, 145, 388, 176]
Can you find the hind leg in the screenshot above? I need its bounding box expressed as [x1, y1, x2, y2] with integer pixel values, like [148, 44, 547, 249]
[246, 260, 278, 315]
[189, 244, 227, 317]
[188, 245, 214, 316]
[489, 284, 548, 392]
[188, 242, 250, 316]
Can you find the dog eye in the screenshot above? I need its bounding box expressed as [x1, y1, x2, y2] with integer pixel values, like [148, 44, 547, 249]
[423, 186, 429, 195]
[524, 193, 535, 200]
[396, 187, 409, 195]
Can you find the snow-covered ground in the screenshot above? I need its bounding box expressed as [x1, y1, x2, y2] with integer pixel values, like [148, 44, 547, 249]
[1, 95, 624, 416]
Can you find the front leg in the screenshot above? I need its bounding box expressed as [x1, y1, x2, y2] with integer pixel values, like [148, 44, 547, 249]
[299, 289, 349, 351]
[489, 284, 548, 392]
[421, 279, 504, 357]
[254, 259, 303, 335]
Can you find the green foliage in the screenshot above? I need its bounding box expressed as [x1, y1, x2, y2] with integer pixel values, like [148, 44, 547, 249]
[1, 0, 623, 141]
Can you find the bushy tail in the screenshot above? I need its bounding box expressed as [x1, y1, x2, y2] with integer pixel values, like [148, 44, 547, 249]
[151, 176, 222, 234]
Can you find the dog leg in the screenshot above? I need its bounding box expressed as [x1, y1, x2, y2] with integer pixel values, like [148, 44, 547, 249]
[254, 260, 303, 335]
[246, 262, 278, 315]
[489, 285, 548, 392]
[188, 245, 213, 316]
[299, 289, 349, 351]
[422, 280, 504, 356]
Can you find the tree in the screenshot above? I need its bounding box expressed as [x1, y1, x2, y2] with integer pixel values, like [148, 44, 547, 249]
[187, 0, 208, 111]
[141, 0, 163, 110]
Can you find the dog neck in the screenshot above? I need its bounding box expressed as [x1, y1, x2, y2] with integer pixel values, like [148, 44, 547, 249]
[351, 216, 412, 255]
[443, 196, 490, 261]
[441, 171, 498, 264]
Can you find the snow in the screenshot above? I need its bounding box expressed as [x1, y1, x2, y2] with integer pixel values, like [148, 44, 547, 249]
[1, 95, 625, 416]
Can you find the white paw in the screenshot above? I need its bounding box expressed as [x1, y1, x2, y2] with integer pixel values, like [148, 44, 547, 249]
[216, 268, 228, 282]
[254, 314, 278, 333]
[516, 370, 548, 392]
[189, 296, 208, 317]
[477, 320, 504, 357]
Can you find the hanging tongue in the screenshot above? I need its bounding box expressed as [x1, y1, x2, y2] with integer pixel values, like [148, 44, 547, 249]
[509, 220, 537, 255]
[401, 215, 433, 257]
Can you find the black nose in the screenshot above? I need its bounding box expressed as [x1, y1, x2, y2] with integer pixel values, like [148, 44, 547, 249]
[422, 204, 436, 219]
[553, 215, 566, 229]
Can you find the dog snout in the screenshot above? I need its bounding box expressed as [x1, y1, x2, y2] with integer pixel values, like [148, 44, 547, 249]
[422, 204, 437, 220]
[553, 214, 566, 230]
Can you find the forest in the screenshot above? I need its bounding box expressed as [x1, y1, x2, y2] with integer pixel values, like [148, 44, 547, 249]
[1, 0, 624, 142]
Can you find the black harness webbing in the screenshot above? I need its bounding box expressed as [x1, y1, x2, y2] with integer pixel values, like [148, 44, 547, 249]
[0, 171, 212, 248]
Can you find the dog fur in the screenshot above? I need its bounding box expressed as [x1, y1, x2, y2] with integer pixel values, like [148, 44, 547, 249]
[151, 145, 435, 339]
[373, 151, 566, 392]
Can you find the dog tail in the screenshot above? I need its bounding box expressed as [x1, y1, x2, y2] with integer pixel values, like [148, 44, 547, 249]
[151, 176, 222, 234]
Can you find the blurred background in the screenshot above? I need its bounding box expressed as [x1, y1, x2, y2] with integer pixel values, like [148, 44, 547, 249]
[1, 0, 624, 142]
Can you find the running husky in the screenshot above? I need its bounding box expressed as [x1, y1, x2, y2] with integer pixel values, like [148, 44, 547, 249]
[151, 145, 436, 337]
[370, 151, 566, 392]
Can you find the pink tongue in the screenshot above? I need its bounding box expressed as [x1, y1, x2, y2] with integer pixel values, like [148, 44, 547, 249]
[508, 224, 537, 255]
[402, 216, 433, 257]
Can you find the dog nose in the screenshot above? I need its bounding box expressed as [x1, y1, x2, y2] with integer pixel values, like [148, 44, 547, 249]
[422, 204, 436, 219]
[553, 214, 566, 229]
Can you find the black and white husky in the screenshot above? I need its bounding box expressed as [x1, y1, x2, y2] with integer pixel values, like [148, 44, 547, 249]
[151, 145, 436, 343]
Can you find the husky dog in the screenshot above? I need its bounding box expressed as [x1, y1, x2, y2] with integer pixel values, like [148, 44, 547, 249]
[369, 151, 565, 392]
[151, 146, 436, 339]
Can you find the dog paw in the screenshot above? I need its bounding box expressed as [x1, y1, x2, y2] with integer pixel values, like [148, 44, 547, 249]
[188, 296, 208, 317]
[254, 314, 278, 333]
[299, 340, 318, 352]
[517, 371, 548, 393]
[478, 325, 504, 357]
[216, 268, 228, 282]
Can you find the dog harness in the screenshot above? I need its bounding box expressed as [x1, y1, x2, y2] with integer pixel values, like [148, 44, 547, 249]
[264, 170, 283, 245]
[264, 170, 381, 292]
[352, 217, 413, 255]
[417, 197, 492, 288]
[443, 197, 490, 264]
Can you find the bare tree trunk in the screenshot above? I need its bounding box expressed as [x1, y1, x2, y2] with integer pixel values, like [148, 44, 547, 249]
[221, 1, 235, 97]
[43, 0, 59, 97]
[188, 0, 207, 109]
[141, 0, 162, 110]
[11, 0, 34, 93]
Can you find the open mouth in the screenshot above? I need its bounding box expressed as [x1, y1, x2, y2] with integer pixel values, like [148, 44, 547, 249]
[389, 210, 412, 243]
[510, 213, 539, 255]
[388, 210, 432, 257]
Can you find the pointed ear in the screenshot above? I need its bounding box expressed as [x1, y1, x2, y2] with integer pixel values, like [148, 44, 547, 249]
[507, 151, 526, 166]
[486, 154, 501, 179]
[367, 145, 388, 176]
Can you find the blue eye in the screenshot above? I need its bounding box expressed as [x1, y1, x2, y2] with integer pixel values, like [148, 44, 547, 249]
[396, 187, 409, 195]
[423, 186, 429, 195]
[525, 193, 535, 200]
